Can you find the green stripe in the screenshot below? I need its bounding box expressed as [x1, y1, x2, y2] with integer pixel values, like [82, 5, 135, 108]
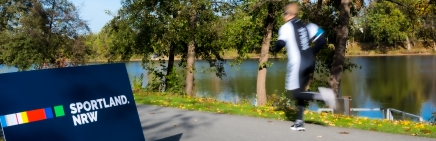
[53, 105, 65, 117]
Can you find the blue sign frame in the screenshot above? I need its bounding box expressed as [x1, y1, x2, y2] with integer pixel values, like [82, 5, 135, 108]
[0, 63, 145, 141]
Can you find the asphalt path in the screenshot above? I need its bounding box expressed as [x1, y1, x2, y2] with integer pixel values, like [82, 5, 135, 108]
[138, 105, 435, 141]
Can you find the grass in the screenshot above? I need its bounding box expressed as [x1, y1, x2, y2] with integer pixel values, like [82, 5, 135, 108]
[346, 42, 436, 56]
[134, 90, 436, 138]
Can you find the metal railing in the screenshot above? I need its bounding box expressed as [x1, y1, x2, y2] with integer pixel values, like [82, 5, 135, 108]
[317, 108, 424, 122]
[385, 108, 424, 122]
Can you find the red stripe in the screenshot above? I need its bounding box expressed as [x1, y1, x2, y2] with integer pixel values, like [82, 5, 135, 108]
[27, 109, 46, 122]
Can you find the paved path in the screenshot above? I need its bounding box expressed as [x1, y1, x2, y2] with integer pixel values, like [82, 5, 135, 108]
[138, 105, 435, 141]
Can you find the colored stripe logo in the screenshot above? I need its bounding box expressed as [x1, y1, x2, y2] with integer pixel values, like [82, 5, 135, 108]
[0, 105, 65, 127]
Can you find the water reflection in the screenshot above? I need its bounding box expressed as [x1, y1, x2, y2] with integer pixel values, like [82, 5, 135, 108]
[340, 56, 436, 120]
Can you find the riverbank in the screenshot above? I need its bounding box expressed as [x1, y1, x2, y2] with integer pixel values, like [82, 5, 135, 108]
[87, 52, 436, 63]
[133, 90, 436, 138]
[87, 46, 435, 63]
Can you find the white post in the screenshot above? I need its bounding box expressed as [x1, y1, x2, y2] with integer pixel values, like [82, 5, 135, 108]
[386, 109, 393, 121]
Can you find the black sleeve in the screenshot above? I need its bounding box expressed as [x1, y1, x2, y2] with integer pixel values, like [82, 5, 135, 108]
[312, 34, 326, 54]
[271, 40, 286, 53]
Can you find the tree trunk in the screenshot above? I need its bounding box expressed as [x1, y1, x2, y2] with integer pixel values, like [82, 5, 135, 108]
[433, 19, 435, 51]
[329, 0, 350, 97]
[165, 44, 175, 91]
[256, 3, 275, 106]
[434, 41, 435, 51]
[185, 9, 197, 96]
[165, 11, 178, 91]
[406, 36, 411, 50]
[317, 0, 323, 8]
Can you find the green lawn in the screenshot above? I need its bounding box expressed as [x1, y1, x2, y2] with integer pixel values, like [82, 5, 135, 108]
[134, 90, 436, 138]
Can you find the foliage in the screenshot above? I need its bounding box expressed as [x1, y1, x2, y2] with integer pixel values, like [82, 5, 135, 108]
[132, 73, 144, 91]
[0, 0, 92, 71]
[366, 1, 408, 44]
[145, 65, 184, 94]
[429, 112, 436, 126]
[417, 2, 436, 48]
[164, 67, 185, 93]
[104, 0, 232, 93]
[220, 0, 288, 63]
[84, 29, 114, 60]
[266, 90, 294, 108]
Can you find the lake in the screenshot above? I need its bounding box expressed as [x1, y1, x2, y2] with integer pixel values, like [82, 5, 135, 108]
[1, 55, 435, 121]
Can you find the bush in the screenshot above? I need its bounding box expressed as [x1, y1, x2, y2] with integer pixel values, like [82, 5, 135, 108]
[266, 90, 296, 109]
[132, 74, 144, 91]
[429, 112, 436, 126]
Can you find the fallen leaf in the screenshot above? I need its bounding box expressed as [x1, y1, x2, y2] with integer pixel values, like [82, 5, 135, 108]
[420, 129, 431, 134]
[411, 133, 418, 136]
[339, 131, 350, 134]
[405, 127, 412, 132]
[174, 125, 179, 127]
[317, 135, 322, 138]
[370, 128, 377, 131]
[267, 121, 273, 123]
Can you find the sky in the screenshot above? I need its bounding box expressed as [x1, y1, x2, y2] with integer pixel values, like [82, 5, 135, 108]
[71, 0, 122, 34]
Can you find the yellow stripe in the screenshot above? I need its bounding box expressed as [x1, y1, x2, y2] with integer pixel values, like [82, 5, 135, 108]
[21, 112, 28, 123]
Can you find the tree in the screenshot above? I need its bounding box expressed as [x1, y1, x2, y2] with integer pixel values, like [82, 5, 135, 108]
[378, 0, 430, 50]
[366, 1, 408, 46]
[106, 0, 230, 95]
[417, 0, 436, 51]
[297, 0, 362, 96]
[254, 1, 279, 106]
[84, 28, 114, 60]
[0, 0, 92, 71]
[220, 0, 289, 106]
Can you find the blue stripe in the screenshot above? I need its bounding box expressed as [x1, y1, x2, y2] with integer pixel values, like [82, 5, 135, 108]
[0, 116, 7, 127]
[315, 28, 325, 37]
[45, 107, 54, 119]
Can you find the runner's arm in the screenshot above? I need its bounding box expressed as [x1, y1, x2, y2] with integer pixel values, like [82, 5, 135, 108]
[271, 26, 288, 53]
[271, 40, 286, 53]
[306, 23, 326, 54]
[312, 33, 326, 54]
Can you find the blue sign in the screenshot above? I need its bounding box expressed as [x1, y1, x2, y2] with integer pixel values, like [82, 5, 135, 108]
[0, 63, 145, 141]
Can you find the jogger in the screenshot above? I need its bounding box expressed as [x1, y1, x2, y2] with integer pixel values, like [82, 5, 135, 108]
[270, 2, 336, 131]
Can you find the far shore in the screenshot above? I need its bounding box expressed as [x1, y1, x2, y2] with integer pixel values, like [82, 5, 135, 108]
[86, 53, 436, 63]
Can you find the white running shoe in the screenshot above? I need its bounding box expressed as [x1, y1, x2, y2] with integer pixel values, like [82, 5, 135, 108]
[318, 87, 336, 109]
[290, 123, 305, 131]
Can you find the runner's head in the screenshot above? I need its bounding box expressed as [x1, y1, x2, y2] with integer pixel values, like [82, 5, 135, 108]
[283, 2, 299, 22]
